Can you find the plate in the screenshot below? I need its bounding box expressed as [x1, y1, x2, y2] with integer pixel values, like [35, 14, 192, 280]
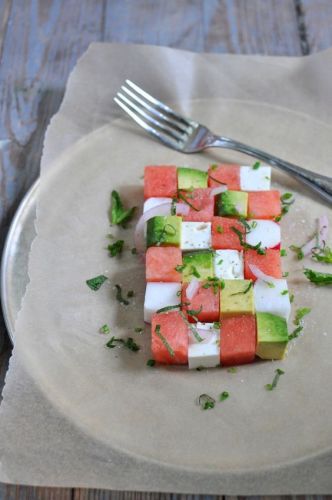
[6, 98, 332, 475]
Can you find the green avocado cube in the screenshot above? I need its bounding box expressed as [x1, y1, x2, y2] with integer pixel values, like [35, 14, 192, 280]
[177, 167, 208, 190]
[256, 312, 288, 360]
[220, 280, 254, 316]
[146, 216, 182, 247]
[217, 190, 248, 218]
[183, 251, 214, 282]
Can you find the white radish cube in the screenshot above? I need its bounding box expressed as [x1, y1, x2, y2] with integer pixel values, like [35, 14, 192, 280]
[144, 283, 181, 323]
[240, 165, 271, 191]
[254, 279, 291, 321]
[143, 197, 172, 213]
[181, 222, 212, 251]
[188, 322, 220, 369]
[214, 250, 244, 279]
[246, 220, 281, 249]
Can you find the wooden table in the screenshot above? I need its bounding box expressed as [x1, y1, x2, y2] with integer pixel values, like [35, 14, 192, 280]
[0, 1, 331, 498]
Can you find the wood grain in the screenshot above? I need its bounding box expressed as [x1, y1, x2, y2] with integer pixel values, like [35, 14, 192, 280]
[0, 484, 72, 499]
[301, 0, 332, 52]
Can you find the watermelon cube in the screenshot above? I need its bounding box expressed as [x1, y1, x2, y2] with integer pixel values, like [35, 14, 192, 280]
[146, 247, 182, 282]
[246, 219, 281, 249]
[151, 311, 188, 364]
[248, 191, 281, 219]
[220, 315, 256, 366]
[214, 249, 244, 279]
[220, 280, 255, 316]
[181, 222, 211, 251]
[178, 188, 214, 222]
[216, 191, 248, 218]
[211, 216, 245, 250]
[182, 251, 214, 282]
[146, 215, 182, 247]
[144, 165, 177, 199]
[244, 249, 282, 281]
[256, 312, 288, 360]
[240, 165, 271, 191]
[182, 281, 220, 323]
[144, 283, 181, 323]
[208, 164, 240, 190]
[254, 279, 291, 321]
[188, 322, 220, 369]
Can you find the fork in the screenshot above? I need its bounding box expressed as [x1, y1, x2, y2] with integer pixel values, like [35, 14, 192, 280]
[114, 80, 332, 205]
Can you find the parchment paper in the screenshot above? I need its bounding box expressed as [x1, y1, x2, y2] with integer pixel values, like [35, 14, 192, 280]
[1, 43, 332, 493]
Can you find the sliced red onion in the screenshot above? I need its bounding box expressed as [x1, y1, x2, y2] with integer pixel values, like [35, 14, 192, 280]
[249, 264, 277, 284]
[301, 237, 317, 257]
[175, 202, 190, 216]
[186, 278, 200, 300]
[209, 186, 228, 198]
[317, 215, 329, 248]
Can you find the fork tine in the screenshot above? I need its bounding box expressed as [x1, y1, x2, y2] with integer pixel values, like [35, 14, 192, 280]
[121, 85, 189, 134]
[116, 92, 185, 142]
[113, 97, 181, 150]
[125, 80, 193, 128]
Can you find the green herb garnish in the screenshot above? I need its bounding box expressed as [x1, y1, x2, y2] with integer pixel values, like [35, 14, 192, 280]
[106, 336, 140, 352]
[156, 304, 181, 313]
[147, 359, 156, 367]
[114, 284, 130, 305]
[216, 225, 223, 234]
[110, 190, 136, 226]
[191, 265, 201, 279]
[86, 275, 108, 291]
[281, 290, 289, 296]
[177, 192, 200, 211]
[231, 226, 266, 255]
[227, 367, 237, 373]
[294, 307, 311, 325]
[210, 164, 218, 171]
[312, 246, 332, 263]
[127, 290, 134, 298]
[155, 324, 175, 356]
[219, 391, 230, 401]
[217, 259, 223, 265]
[230, 281, 253, 296]
[280, 249, 287, 257]
[175, 264, 186, 273]
[252, 161, 261, 170]
[156, 223, 176, 246]
[282, 271, 289, 277]
[304, 268, 332, 286]
[275, 192, 295, 221]
[289, 245, 304, 260]
[289, 293, 295, 303]
[239, 217, 252, 233]
[208, 174, 227, 185]
[186, 305, 203, 321]
[99, 324, 110, 334]
[198, 393, 216, 410]
[202, 276, 224, 294]
[179, 311, 203, 342]
[134, 327, 143, 333]
[108, 239, 124, 257]
[131, 247, 137, 255]
[265, 281, 275, 288]
[171, 197, 177, 216]
[288, 326, 303, 340]
[265, 368, 285, 390]
[213, 322, 221, 329]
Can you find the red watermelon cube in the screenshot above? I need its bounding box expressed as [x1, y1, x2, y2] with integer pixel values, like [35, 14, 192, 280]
[151, 311, 188, 364]
[208, 164, 240, 190]
[244, 248, 282, 281]
[144, 165, 177, 199]
[248, 191, 281, 219]
[220, 314, 256, 366]
[211, 217, 245, 250]
[182, 282, 220, 323]
[178, 188, 214, 222]
[146, 247, 182, 282]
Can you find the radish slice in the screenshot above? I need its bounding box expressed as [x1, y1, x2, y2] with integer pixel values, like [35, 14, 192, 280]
[302, 237, 317, 257]
[317, 215, 329, 248]
[210, 186, 228, 198]
[186, 278, 200, 300]
[249, 264, 277, 284]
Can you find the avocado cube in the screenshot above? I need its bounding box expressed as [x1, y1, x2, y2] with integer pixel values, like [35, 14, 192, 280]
[182, 251, 214, 282]
[217, 190, 248, 218]
[220, 279, 254, 316]
[146, 216, 182, 247]
[177, 167, 208, 190]
[256, 312, 288, 360]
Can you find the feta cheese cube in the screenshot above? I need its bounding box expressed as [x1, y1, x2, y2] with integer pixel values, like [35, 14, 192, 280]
[143, 197, 172, 213]
[144, 282, 181, 323]
[240, 165, 271, 191]
[188, 322, 220, 369]
[181, 222, 212, 251]
[246, 220, 281, 249]
[214, 249, 244, 279]
[254, 279, 291, 321]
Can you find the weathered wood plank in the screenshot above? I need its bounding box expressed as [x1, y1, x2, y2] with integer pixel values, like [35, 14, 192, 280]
[301, 0, 332, 52]
[0, 484, 73, 499]
[74, 493, 223, 500]
[103, 0, 302, 55]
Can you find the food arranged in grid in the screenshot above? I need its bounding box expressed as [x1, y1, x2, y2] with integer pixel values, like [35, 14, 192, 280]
[142, 164, 290, 369]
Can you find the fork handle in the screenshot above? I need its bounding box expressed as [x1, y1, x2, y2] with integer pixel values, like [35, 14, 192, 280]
[209, 135, 332, 205]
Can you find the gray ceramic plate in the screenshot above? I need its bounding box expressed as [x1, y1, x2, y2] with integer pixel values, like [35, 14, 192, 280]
[1, 180, 39, 343]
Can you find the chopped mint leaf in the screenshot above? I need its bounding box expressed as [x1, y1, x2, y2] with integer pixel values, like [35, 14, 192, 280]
[312, 246, 332, 263]
[131, 247, 137, 255]
[282, 271, 289, 277]
[198, 393, 216, 410]
[175, 264, 186, 273]
[191, 265, 201, 279]
[127, 290, 134, 298]
[99, 324, 110, 334]
[210, 164, 218, 171]
[156, 304, 181, 313]
[252, 161, 260, 170]
[108, 239, 124, 257]
[134, 327, 143, 333]
[289, 245, 304, 260]
[147, 359, 156, 367]
[179, 311, 203, 342]
[289, 293, 295, 303]
[217, 259, 223, 265]
[230, 281, 253, 296]
[171, 197, 177, 215]
[155, 324, 174, 357]
[156, 223, 176, 246]
[294, 307, 311, 325]
[280, 249, 287, 257]
[178, 192, 200, 211]
[208, 174, 227, 185]
[265, 281, 275, 288]
[213, 321, 221, 329]
[304, 268, 332, 286]
[231, 226, 266, 255]
[216, 225, 223, 233]
[227, 367, 237, 373]
[281, 290, 289, 296]
[219, 391, 229, 401]
[110, 190, 136, 226]
[265, 368, 285, 390]
[288, 325, 303, 340]
[280, 192, 293, 202]
[186, 305, 203, 321]
[86, 275, 107, 291]
[114, 284, 130, 305]
[106, 336, 140, 352]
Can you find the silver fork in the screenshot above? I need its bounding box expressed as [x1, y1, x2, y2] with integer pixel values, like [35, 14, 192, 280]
[114, 80, 332, 205]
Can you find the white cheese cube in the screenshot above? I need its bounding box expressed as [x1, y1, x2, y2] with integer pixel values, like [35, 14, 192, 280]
[143, 197, 172, 213]
[254, 279, 291, 321]
[181, 222, 212, 251]
[144, 282, 181, 323]
[240, 165, 271, 191]
[188, 322, 220, 369]
[246, 220, 281, 249]
[214, 250, 244, 279]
